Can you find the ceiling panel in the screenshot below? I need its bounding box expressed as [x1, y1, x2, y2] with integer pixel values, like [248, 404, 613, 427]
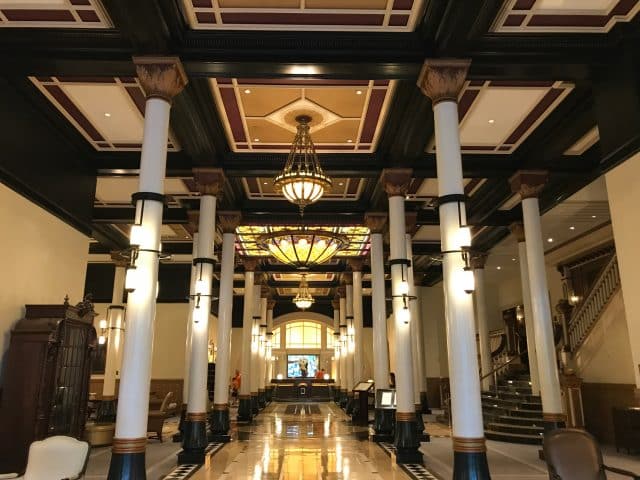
[113, 223, 193, 242]
[492, 0, 640, 33]
[427, 80, 574, 155]
[211, 78, 395, 153]
[29, 77, 179, 152]
[408, 178, 486, 200]
[181, 0, 425, 31]
[95, 177, 197, 206]
[564, 126, 600, 155]
[243, 177, 364, 201]
[0, 0, 111, 28]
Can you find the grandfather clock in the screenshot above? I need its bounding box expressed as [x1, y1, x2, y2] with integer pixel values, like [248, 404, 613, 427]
[0, 296, 97, 472]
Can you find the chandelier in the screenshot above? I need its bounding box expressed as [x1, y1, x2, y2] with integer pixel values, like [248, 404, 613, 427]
[293, 274, 314, 310]
[273, 115, 332, 215]
[258, 228, 347, 270]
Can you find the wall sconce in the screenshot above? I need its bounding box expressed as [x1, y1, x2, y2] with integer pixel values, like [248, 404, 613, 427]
[98, 319, 108, 345]
[516, 304, 524, 321]
[569, 293, 580, 305]
[438, 194, 475, 294]
[333, 332, 341, 359]
[388, 258, 417, 324]
[188, 257, 216, 320]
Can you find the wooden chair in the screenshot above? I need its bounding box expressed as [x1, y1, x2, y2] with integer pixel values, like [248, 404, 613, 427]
[543, 428, 640, 479]
[147, 391, 177, 442]
[0, 436, 89, 479]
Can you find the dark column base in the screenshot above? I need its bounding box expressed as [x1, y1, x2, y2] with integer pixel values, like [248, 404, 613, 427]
[178, 418, 207, 465]
[543, 414, 566, 432]
[453, 451, 491, 480]
[96, 398, 117, 423]
[237, 396, 253, 423]
[258, 389, 266, 409]
[107, 452, 146, 480]
[333, 386, 341, 403]
[339, 390, 348, 409]
[251, 394, 259, 415]
[172, 404, 187, 443]
[420, 391, 431, 414]
[414, 408, 430, 442]
[372, 408, 395, 442]
[209, 407, 230, 437]
[265, 387, 273, 403]
[345, 394, 355, 415]
[394, 417, 423, 465]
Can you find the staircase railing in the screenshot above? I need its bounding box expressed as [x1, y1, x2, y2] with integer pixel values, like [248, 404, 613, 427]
[568, 254, 620, 353]
[481, 350, 528, 393]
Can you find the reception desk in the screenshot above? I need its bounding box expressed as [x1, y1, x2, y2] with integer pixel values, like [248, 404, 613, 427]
[271, 378, 335, 402]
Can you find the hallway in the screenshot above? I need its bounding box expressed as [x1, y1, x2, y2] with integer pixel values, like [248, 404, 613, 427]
[192, 402, 411, 480]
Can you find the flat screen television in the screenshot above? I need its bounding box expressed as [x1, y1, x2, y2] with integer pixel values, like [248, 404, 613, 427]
[287, 354, 319, 378]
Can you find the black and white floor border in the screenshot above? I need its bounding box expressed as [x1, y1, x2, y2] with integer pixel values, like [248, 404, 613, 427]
[162, 442, 225, 480]
[377, 442, 440, 480]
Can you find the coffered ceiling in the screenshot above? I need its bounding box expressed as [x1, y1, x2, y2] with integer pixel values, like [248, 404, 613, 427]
[181, 0, 425, 31]
[211, 78, 395, 153]
[0, 0, 111, 28]
[492, 0, 640, 33]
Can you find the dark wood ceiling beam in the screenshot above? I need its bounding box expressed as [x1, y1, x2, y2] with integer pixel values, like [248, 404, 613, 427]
[92, 206, 188, 224]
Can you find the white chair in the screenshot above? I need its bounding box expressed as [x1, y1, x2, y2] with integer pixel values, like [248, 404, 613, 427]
[0, 436, 90, 480]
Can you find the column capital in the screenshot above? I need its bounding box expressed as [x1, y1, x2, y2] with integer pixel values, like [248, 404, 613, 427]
[267, 299, 276, 310]
[110, 251, 129, 268]
[364, 212, 387, 233]
[193, 167, 225, 196]
[471, 253, 488, 270]
[509, 222, 526, 243]
[331, 299, 340, 310]
[260, 285, 271, 297]
[405, 211, 418, 236]
[242, 257, 260, 272]
[337, 286, 347, 298]
[417, 58, 471, 105]
[187, 210, 199, 233]
[381, 168, 413, 198]
[218, 210, 242, 234]
[342, 272, 353, 285]
[347, 258, 364, 272]
[509, 170, 549, 200]
[133, 56, 188, 103]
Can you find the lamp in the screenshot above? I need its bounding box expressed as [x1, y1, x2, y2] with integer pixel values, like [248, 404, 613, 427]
[258, 228, 347, 269]
[273, 115, 332, 215]
[188, 258, 217, 319]
[388, 258, 417, 324]
[98, 319, 108, 345]
[438, 194, 475, 294]
[294, 274, 314, 310]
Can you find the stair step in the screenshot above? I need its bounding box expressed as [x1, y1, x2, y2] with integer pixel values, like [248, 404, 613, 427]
[507, 408, 544, 419]
[487, 422, 544, 435]
[485, 429, 543, 445]
[496, 415, 545, 427]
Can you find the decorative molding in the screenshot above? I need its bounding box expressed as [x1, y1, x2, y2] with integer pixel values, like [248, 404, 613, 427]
[452, 436, 486, 453]
[470, 253, 488, 270]
[509, 221, 525, 243]
[347, 258, 364, 272]
[217, 211, 242, 234]
[242, 257, 260, 272]
[193, 167, 225, 196]
[381, 168, 413, 198]
[186, 412, 207, 422]
[509, 170, 549, 199]
[417, 59, 471, 105]
[133, 56, 188, 103]
[364, 212, 387, 233]
[112, 437, 147, 454]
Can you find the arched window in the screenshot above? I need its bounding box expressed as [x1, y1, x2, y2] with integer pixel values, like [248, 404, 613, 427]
[285, 321, 321, 349]
[272, 327, 281, 349]
[326, 326, 334, 349]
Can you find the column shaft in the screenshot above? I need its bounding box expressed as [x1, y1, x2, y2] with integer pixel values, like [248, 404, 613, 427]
[345, 285, 355, 389]
[522, 197, 563, 420]
[407, 235, 427, 405]
[518, 241, 541, 395]
[103, 265, 126, 399]
[250, 285, 261, 414]
[352, 271, 364, 381]
[474, 267, 493, 392]
[182, 235, 198, 407]
[371, 233, 390, 388]
[238, 270, 254, 422]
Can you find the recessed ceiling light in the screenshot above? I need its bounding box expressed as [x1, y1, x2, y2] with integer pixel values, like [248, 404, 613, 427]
[512, 258, 516, 262]
[104, 112, 111, 117]
[592, 215, 597, 218]
[496, 266, 502, 270]
[569, 226, 575, 230]
[347, 139, 353, 143]
[338, 182, 344, 186]
[547, 237, 554, 243]
[244, 89, 251, 94]
[263, 181, 268, 185]
[356, 90, 363, 95]
[254, 138, 260, 142]
[488, 119, 495, 124]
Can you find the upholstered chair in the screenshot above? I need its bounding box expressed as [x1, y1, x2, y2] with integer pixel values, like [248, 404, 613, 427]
[0, 435, 89, 480]
[543, 428, 640, 480]
[147, 391, 177, 441]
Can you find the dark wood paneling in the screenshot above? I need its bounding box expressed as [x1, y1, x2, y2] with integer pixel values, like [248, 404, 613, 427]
[582, 382, 637, 444]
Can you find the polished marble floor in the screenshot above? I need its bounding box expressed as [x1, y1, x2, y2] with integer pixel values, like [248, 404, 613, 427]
[192, 402, 412, 480]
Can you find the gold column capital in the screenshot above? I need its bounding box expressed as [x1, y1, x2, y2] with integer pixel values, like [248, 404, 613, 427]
[509, 170, 549, 200]
[381, 168, 413, 198]
[133, 56, 187, 103]
[242, 257, 260, 272]
[110, 251, 129, 268]
[331, 299, 340, 310]
[347, 258, 364, 272]
[218, 210, 242, 234]
[336, 286, 347, 298]
[417, 58, 471, 105]
[509, 221, 526, 243]
[364, 212, 388, 233]
[267, 299, 276, 310]
[193, 167, 226, 196]
[471, 253, 488, 270]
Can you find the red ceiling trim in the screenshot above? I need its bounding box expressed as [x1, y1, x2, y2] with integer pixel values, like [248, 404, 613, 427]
[504, 88, 563, 145]
[2, 9, 75, 22]
[219, 88, 247, 143]
[77, 10, 99, 22]
[219, 12, 385, 26]
[513, 0, 535, 10]
[458, 89, 479, 122]
[44, 84, 104, 142]
[389, 14, 409, 26]
[346, 179, 361, 195]
[504, 14, 526, 26]
[393, 0, 414, 10]
[125, 86, 146, 116]
[360, 89, 387, 143]
[195, 11, 216, 24]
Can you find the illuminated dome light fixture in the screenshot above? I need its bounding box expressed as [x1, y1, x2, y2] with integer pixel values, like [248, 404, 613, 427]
[258, 228, 347, 270]
[293, 274, 314, 310]
[273, 115, 332, 216]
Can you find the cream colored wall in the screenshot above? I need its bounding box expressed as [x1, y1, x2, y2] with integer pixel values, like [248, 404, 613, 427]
[0, 183, 89, 375]
[606, 151, 640, 388]
[361, 327, 373, 380]
[574, 290, 635, 383]
[418, 285, 449, 377]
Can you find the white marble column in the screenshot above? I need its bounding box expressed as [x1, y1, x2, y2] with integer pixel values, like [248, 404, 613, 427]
[381, 169, 421, 463]
[472, 254, 494, 392]
[250, 279, 262, 414]
[108, 57, 187, 480]
[345, 281, 355, 405]
[418, 59, 489, 477]
[181, 231, 198, 413]
[210, 212, 240, 440]
[266, 300, 275, 394]
[349, 259, 364, 382]
[510, 171, 564, 426]
[258, 292, 268, 408]
[510, 222, 541, 396]
[180, 169, 223, 462]
[102, 255, 126, 403]
[338, 288, 348, 402]
[332, 299, 341, 389]
[238, 258, 258, 422]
